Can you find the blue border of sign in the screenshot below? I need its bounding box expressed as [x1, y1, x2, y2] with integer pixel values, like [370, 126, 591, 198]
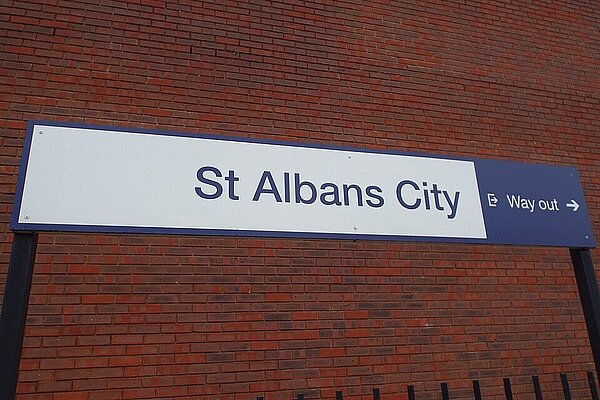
[10, 120, 596, 248]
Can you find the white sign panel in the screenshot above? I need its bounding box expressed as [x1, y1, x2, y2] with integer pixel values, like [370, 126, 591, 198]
[12, 123, 487, 241]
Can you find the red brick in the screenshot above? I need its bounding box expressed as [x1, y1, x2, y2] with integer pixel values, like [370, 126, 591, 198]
[48, 391, 86, 400]
[1, 1, 600, 400]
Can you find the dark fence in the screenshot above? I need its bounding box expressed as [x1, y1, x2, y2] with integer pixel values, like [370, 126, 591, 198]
[256, 371, 599, 400]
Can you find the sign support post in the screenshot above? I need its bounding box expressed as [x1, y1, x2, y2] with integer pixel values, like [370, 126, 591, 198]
[570, 248, 600, 381]
[0, 232, 38, 400]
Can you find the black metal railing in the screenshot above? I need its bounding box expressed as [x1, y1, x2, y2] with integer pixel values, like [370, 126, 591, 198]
[256, 371, 599, 400]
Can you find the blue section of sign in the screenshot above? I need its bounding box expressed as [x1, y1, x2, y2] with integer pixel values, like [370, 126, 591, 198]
[475, 159, 595, 248]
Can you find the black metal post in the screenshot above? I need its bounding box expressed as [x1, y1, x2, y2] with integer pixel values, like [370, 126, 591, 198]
[503, 378, 513, 400]
[0, 232, 38, 400]
[336, 391, 343, 400]
[473, 380, 482, 400]
[373, 388, 381, 400]
[441, 382, 450, 400]
[561, 373, 572, 400]
[408, 385, 416, 400]
[570, 249, 600, 381]
[532, 375, 543, 400]
[589, 371, 599, 400]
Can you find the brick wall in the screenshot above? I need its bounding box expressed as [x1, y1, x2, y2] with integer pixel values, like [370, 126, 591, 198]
[1, 1, 599, 399]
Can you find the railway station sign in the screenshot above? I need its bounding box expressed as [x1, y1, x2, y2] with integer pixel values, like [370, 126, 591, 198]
[11, 122, 596, 248]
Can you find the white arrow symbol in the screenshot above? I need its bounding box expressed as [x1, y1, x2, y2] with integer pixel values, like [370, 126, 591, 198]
[566, 200, 579, 212]
[487, 193, 498, 207]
